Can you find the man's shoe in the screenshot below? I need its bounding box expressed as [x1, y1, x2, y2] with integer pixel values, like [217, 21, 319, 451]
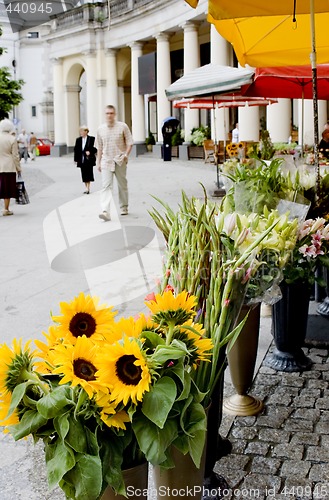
[121, 207, 128, 215]
[99, 211, 111, 221]
[3, 210, 13, 216]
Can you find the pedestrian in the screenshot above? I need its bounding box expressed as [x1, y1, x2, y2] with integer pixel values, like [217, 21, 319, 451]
[74, 125, 97, 194]
[319, 122, 329, 159]
[29, 132, 37, 161]
[232, 123, 239, 143]
[17, 128, 29, 163]
[96, 105, 133, 221]
[0, 119, 21, 216]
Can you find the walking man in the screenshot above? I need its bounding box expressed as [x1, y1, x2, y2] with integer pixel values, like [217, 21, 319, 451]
[17, 129, 29, 163]
[96, 105, 133, 221]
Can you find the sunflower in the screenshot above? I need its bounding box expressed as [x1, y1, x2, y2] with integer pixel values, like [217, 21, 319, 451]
[51, 292, 117, 344]
[110, 314, 158, 343]
[96, 337, 151, 406]
[178, 320, 213, 366]
[145, 290, 197, 326]
[34, 326, 64, 373]
[52, 336, 106, 398]
[0, 339, 34, 395]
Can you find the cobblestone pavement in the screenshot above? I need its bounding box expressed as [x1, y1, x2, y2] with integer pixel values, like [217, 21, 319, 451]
[217, 345, 329, 499]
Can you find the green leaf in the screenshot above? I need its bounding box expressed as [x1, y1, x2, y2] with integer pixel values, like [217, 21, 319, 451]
[9, 409, 48, 440]
[7, 382, 28, 417]
[85, 426, 99, 457]
[45, 440, 76, 490]
[140, 330, 165, 348]
[54, 413, 70, 441]
[132, 414, 178, 465]
[152, 345, 187, 364]
[175, 372, 191, 402]
[65, 415, 87, 453]
[188, 429, 206, 469]
[36, 385, 73, 419]
[74, 454, 102, 500]
[101, 438, 125, 496]
[142, 377, 177, 428]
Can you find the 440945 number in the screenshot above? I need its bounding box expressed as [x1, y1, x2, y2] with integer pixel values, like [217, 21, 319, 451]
[6, 2, 53, 14]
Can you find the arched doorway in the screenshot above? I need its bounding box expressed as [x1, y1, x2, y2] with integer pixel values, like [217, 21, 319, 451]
[65, 62, 85, 148]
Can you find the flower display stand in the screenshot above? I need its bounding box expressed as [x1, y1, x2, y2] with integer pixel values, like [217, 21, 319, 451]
[102, 463, 148, 500]
[264, 281, 312, 372]
[223, 304, 263, 416]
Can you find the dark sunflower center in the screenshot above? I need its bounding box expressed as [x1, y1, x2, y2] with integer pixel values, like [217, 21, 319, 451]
[116, 355, 142, 386]
[69, 312, 96, 338]
[73, 358, 97, 381]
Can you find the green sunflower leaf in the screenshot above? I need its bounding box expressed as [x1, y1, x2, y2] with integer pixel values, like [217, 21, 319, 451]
[101, 438, 125, 496]
[140, 330, 165, 347]
[9, 409, 48, 440]
[141, 377, 177, 428]
[151, 345, 186, 364]
[36, 385, 73, 419]
[187, 428, 206, 469]
[132, 414, 178, 465]
[45, 440, 76, 490]
[71, 454, 102, 500]
[65, 415, 87, 453]
[54, 413, 70, 441]
[7, 382, 28, 417]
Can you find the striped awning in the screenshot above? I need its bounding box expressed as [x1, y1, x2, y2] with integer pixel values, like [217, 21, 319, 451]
[166, 63, 254, 100]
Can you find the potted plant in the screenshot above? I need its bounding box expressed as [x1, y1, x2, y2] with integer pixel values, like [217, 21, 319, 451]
[145, 132, 156, 152]
[171, 128, 183, 157]
[188, 125, 211, 159]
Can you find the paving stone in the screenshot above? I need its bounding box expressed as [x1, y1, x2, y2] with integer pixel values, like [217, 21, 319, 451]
[290, 395, 316, 408]
[300, 388, 322, 397]
[250, 456, 281, 475]
[273, 443, 304, 460]
[306, 446, 329, 462]
[323, 372, 329, 381]
[234, 416, 257, 427]
[309, 463, 329, 482]
[284, 419, 314, 432]
[258, 428, 290, 444]
[313, 363, 329, 371]
[249, 386, 270, 400]
[312, 482, 329, 500]
[281, 374, 305, 387]
[255, 374, 281, 386]
[320, 410, 329, 421]
[321, 435, 329, 447]
[290, 432, 320, 446]
[292, 408, 321, 421]
[216, 454, 250, 471]
[308, 354, 325, 364]
[267, 390, 293, 406]
[315, 398, 329, 410]
[257, 407, 293, 429]
[212, 466, 247, 490]
[258, 366, 277, 375]
[239, 473, 281, 494]
[309, 348, 328, 356]
[315, 421, 329, 434]
[281, 478, 313, 498]
[230, 439, 247, 454]
[301, 371, 322, 379]
[280, 460, 312, 479]
[307, 379, 328, 390]
[245, 442, 270, 456]
[231, 426, 258, 440]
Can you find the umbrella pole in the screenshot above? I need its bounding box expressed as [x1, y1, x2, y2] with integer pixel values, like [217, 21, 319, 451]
[310, 0, 320, 199]
[213, 98, 220, 188]
[301, 88, 304, 156]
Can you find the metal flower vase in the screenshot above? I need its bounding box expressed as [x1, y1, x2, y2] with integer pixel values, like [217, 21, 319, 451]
[101, 462, 148, 500]
[264, 281, 312, 372]
[152, 444, 207, 500]
[223, 303, 263, 416]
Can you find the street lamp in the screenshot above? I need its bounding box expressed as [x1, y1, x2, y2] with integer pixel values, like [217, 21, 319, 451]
[12, 38, 18, 124]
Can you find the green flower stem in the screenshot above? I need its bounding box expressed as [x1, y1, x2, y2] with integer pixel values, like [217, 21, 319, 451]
[22, 369, 50, 394]
[166, 321, 176, 346]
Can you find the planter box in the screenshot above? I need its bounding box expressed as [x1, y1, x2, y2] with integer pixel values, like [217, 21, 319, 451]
[171, 145, 179, 158]
[188, 145, 205, 160]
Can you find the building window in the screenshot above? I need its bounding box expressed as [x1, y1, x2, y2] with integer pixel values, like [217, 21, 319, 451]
[28, 32, 39, 39]
[31, 106, 37, 117]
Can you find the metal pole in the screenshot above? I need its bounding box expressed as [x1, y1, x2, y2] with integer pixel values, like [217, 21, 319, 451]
[310, 0, 320, 199]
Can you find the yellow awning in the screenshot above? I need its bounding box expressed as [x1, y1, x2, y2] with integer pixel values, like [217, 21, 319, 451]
[185, 0, 329, 67]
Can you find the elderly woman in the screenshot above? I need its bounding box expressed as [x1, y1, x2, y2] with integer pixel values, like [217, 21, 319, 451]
[0, 119, 21, 216]
[74, 125, 97, 194]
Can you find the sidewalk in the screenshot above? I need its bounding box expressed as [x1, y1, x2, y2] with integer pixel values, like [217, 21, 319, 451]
[0, 154, 328, 499]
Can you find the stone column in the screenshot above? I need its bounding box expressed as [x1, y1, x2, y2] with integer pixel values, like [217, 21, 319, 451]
[51, 58, 66, 156]
[105, 49, 118, 110]
[97, 79, 107, 127]
[182, 22, 200, 141]
[117, 80, 125, 123]
[85, 51, 99, 136]
[156, 33, 171, 142]
[210, 25, 230, 141]
[64, 84, 81, 150]
[130, 42, 146, 154]
[238, 105, 260, 141]
[267, 99, 291, 143]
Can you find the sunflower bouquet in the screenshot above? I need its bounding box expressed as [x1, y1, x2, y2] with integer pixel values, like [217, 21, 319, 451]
[0, 290, 213, 500]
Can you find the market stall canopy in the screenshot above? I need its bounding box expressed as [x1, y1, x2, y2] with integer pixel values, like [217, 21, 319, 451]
[165, 64, 254, 100]
[173, 96, 278, 109]
[243, 65, 329, 100]
[185, 0, 329, 67]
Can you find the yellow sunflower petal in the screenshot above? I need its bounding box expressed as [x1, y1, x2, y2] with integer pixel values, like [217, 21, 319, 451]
[145, 290, 197, 325]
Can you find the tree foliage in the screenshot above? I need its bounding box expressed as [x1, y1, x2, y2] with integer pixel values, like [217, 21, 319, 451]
[0, 28, 24, 120]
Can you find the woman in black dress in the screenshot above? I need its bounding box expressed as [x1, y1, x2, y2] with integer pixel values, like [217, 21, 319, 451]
[74, 126, 97, 194]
